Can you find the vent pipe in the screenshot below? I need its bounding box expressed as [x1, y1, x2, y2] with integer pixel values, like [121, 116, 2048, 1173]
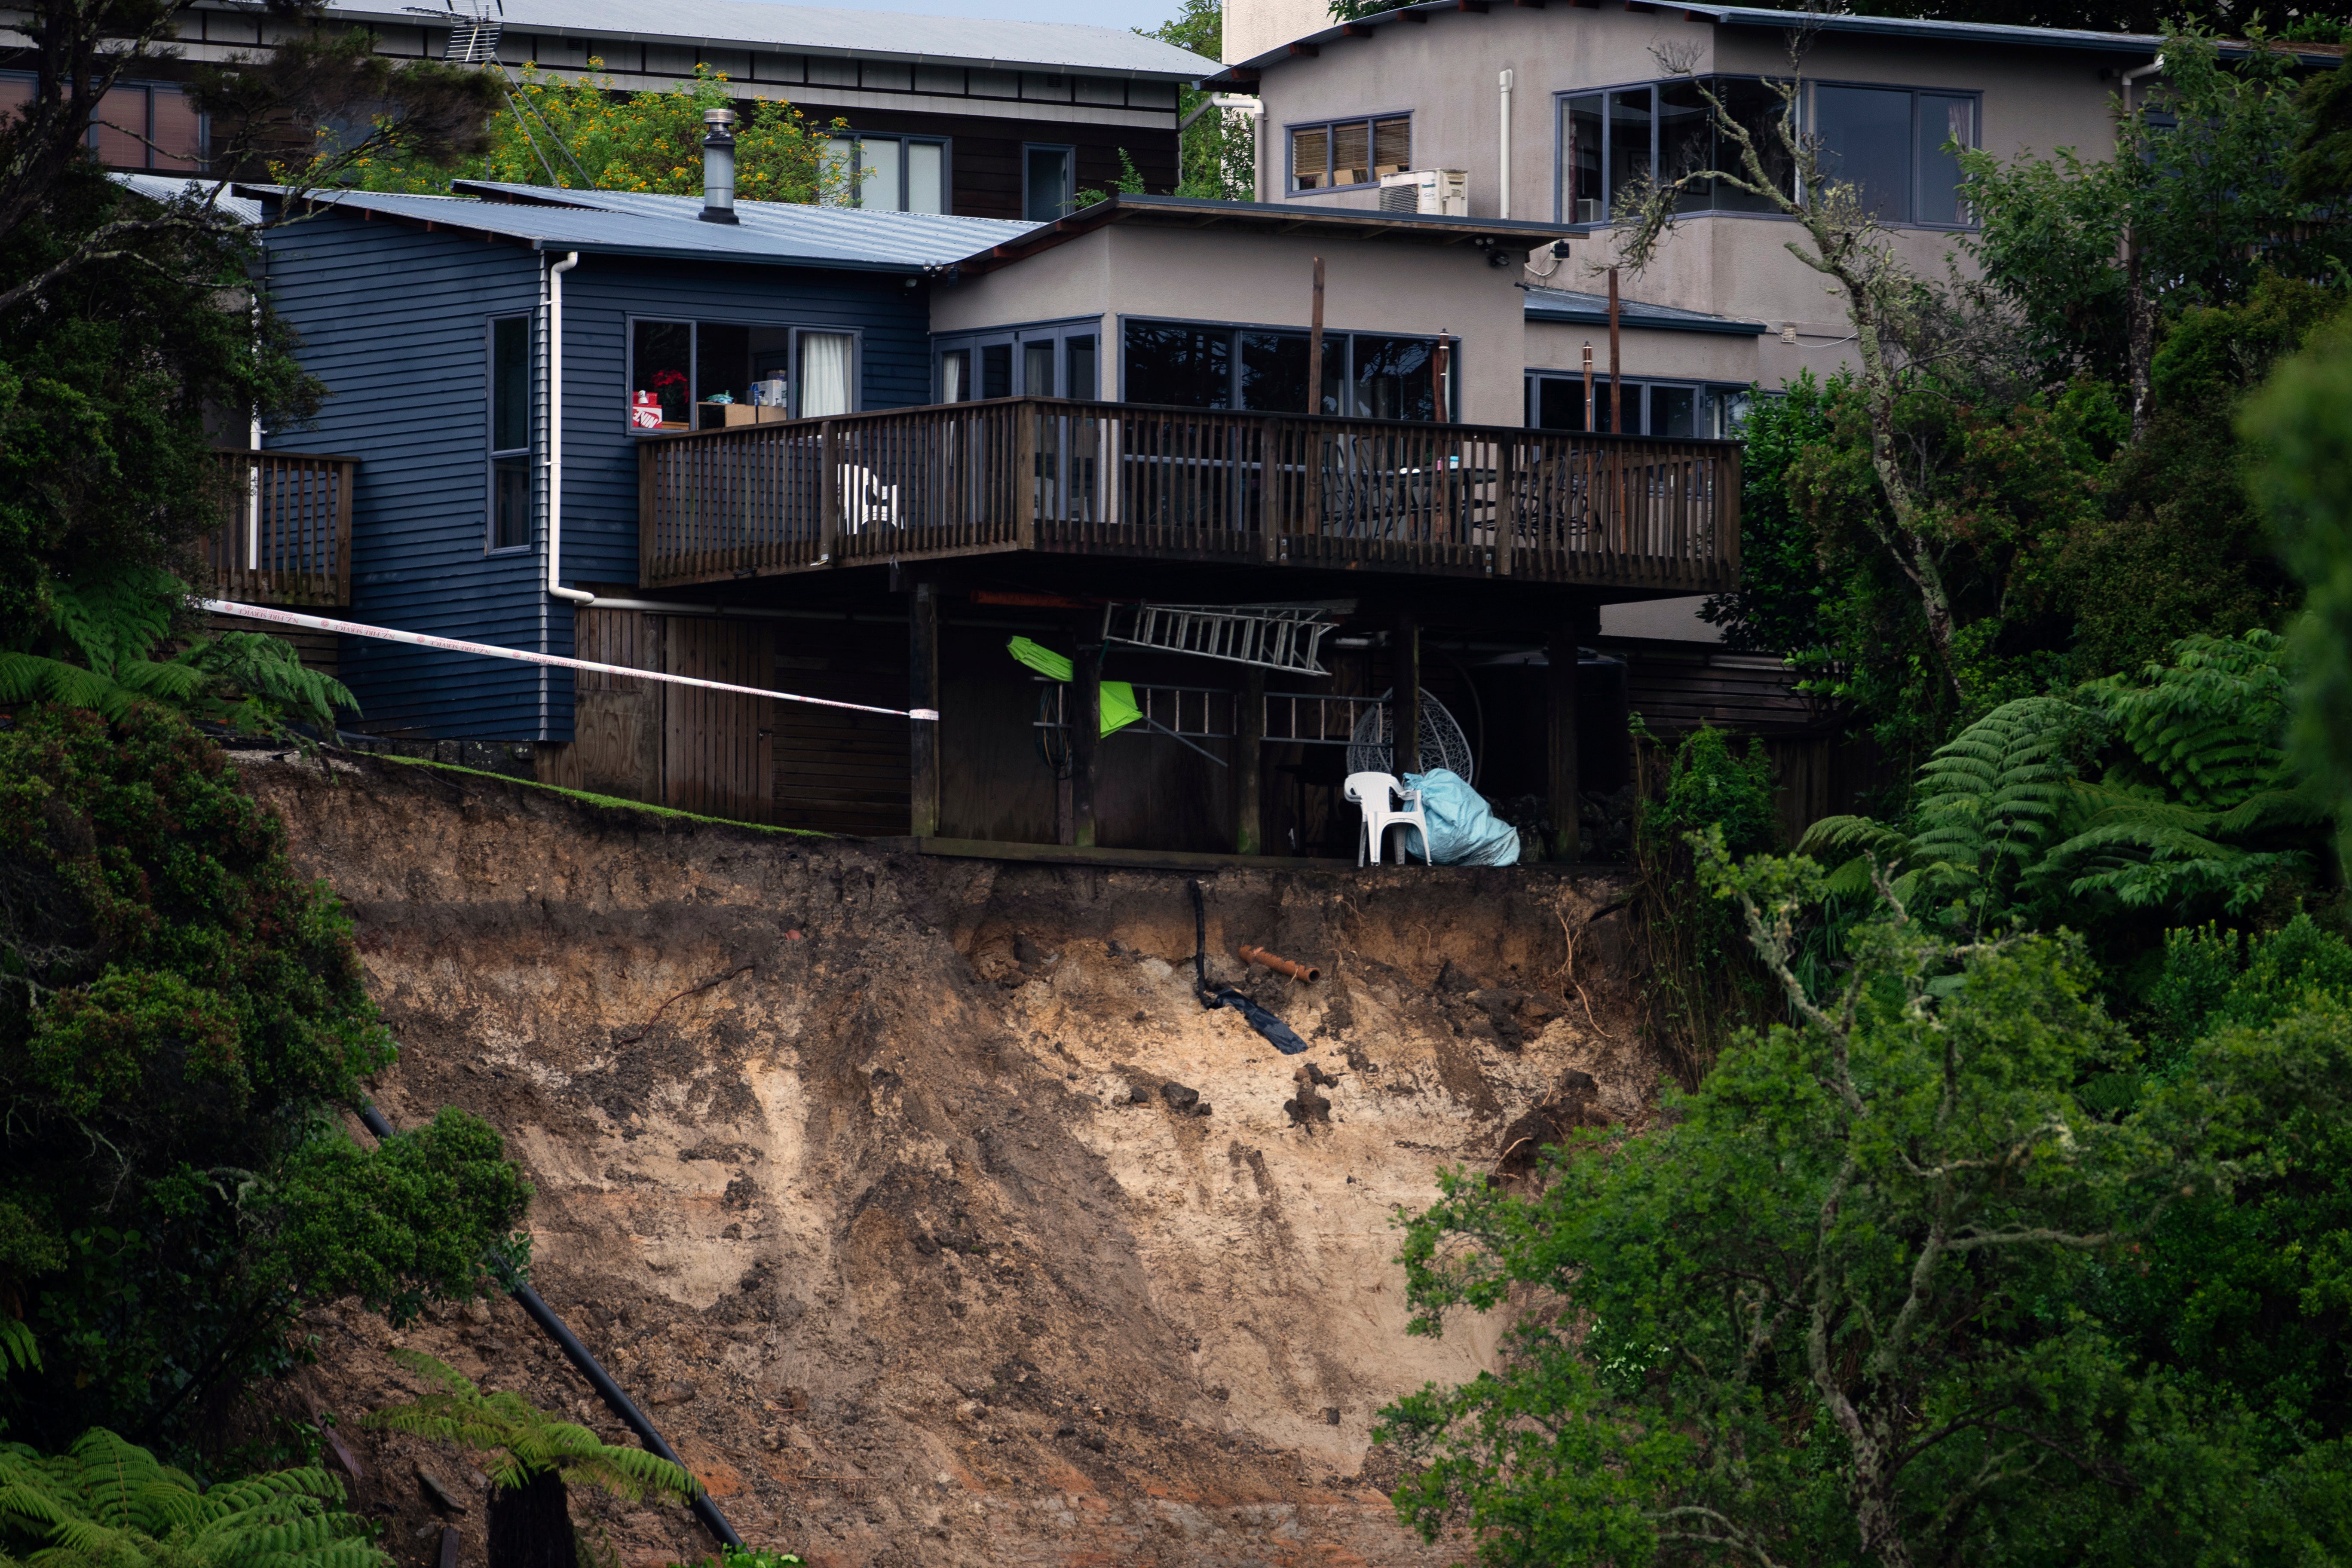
[1498, 69, 1514, 220]
[701, 107, 739, 224]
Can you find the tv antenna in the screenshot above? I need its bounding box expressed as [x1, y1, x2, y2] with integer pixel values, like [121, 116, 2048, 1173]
[401, 0, 594, 186]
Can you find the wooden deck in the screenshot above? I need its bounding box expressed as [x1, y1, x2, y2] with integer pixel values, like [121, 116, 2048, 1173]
[202, 450, 357, 606]
[639, 398, 1739, 594]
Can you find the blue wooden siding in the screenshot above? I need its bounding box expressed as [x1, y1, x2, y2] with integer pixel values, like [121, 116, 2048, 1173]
[557, 258, 932, 589]
[261, 211, 932, 741]
[261, 215, 549, 739]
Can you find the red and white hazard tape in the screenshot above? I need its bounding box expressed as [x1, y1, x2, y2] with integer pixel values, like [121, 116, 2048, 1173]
[204, 600, 939, 722]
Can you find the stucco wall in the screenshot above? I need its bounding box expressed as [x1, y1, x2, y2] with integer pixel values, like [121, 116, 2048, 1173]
[1253, 9, 2153, 371]
[934, 223, 1533, 426]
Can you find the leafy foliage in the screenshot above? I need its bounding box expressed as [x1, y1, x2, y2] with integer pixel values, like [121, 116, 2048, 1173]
[1803, 633, 2326, 938]
[0, 166, 317, 642]
[1378, 845, 2352, 1568]
[1626, 723, 1779, 1082]
[365, 1351, 698, 1501]
[1146, 0, 1256, 201]
[0, 705, 531, 1450]
[0, 1426, 385, 1568]
[346, 62, 847, 203]
[0, 566, 356, 745]
[1700, 371, 1838, 657]
[2243, 312, 2352, 832]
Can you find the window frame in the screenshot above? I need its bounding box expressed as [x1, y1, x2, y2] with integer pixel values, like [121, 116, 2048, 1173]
[8, 73, 208, 170]
[1285, 110, 1413, 196]
[1020, 141, 1078, 221]
[1802, 79, 1981, 230]
[932, 317, 1102, 401]
[486, 313, 534, 555]
[1116, 312, 1458, 422]
[1522, 369, 1748, 438]
[1551, 74, 1976, 231]
[824, 131, 952, 213]
[625, 314, 864, 432]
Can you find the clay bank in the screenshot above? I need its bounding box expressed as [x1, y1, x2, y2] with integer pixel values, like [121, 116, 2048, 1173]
[239, 754, 1661, 1568]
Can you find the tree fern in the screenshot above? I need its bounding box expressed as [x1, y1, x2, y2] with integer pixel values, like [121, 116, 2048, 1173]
[2089, 631, 2293, 809]
[365, 1351, 698, 1502]
[1799, 695, 2086, 919]
[0, 567, 355, 744]
[0, 1427, 381, 1568]
[365, 1354, 697, 1568]
[1798, 636, 2324, 933]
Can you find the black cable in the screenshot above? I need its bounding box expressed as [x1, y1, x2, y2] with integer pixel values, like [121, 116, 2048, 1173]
[356, 1104, 743, 1549]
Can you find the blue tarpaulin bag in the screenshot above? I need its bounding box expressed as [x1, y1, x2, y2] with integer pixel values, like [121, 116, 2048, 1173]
[1401, 769, 1522, 866]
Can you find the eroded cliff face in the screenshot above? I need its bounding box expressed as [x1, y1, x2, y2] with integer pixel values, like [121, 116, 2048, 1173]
[239, 757, 1660, 1568]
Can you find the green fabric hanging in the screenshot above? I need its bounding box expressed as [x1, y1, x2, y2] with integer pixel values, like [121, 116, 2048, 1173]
[1007, 636, 1142, 737]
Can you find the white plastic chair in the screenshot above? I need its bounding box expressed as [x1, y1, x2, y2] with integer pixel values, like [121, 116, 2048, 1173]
[838, 463, 901, 533]
[1344, 771, 1430, 867]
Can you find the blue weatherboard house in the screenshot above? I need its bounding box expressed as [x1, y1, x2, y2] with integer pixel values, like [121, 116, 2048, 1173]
[215, 144, 1744, 858]
[245, 174, 1033, 743]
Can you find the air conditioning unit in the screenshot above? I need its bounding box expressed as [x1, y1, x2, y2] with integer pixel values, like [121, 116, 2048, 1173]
[1379, 170, 1468, 217]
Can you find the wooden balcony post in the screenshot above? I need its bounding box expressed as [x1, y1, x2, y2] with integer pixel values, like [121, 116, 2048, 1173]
[1495, 432, 1516, 578]
[1234, 667, 1265, 854]
[1016, 399, 1038, 549]
[819, 420, 842, 564]
[1391, 611, 1420, 781]
[638, 440, 657, 586]
[909, 581, 941, 839]
[1072, 638, 1101, 849]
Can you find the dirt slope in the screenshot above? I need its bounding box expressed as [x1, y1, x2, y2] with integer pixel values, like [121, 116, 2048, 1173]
[238, 757, 1662, 1568]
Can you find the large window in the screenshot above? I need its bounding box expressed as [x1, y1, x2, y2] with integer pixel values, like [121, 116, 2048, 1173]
[1525, 371, 1743, 438]
[934, 320, 1100, 400]
[1559, 77, 1796, 225]
[1812, 85, 1977, 225]
[489, 315, 532, 551]
[1124, 320, 1452, 421]
[628, 318, 854, 428]
[0, 73, 202, 169]
[824, 134, 948, 213]
[1023, 144, 1075, 221]
[1289, 114, 1410, 193]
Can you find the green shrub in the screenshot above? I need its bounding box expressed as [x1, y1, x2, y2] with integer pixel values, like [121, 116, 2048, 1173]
[0, 704, 530, 1452]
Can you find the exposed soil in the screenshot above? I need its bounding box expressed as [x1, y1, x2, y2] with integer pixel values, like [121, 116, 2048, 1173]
[234, 755, 1663, 1568]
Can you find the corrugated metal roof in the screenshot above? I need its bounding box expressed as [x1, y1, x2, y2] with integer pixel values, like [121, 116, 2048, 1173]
[323, 0, 1216, 78]
[1523, 285, 1767, 336]
[112, 173, 266, 226]
[247, 184, 1038, 268]
[1223, 2, 2336, 74]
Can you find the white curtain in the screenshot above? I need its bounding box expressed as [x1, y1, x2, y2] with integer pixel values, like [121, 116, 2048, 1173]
[798, 333, 854, 417]
[940, 349, 967, 403]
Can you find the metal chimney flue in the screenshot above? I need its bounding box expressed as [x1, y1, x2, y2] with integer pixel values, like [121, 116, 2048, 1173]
[701, 107, 739, 224]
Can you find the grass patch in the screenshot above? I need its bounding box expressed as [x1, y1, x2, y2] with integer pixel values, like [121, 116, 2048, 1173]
[369, 753, 830, 837]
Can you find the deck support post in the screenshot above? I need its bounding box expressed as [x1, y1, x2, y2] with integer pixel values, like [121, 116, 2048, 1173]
[1546, 607, 1599, 862]
[909, 581, 940, 839]
[1234, 667, 1265, 854]
[1073, 639, 1102, 849]
[1391, 611, 1420, 786]
[819, 420, 842, 565]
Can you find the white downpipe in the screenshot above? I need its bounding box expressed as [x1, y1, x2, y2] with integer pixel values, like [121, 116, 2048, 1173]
[2121, 55, 2164, 115]
[1498, 69, 1514, 220]
[548, 251, 591, 605]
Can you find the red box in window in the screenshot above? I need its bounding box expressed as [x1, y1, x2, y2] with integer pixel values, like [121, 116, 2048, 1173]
[630, 391, 663, 431]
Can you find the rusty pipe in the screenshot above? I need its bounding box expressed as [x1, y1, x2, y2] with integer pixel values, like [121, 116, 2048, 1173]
[1239, 944, 1320, 983]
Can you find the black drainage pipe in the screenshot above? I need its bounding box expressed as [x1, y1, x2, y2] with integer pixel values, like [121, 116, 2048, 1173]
[356, 1103, 744, 1550]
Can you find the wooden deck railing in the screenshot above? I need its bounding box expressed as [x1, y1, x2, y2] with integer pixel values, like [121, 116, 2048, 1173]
[640, 398, 1739, 592]
[201, 450, 356, 606]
